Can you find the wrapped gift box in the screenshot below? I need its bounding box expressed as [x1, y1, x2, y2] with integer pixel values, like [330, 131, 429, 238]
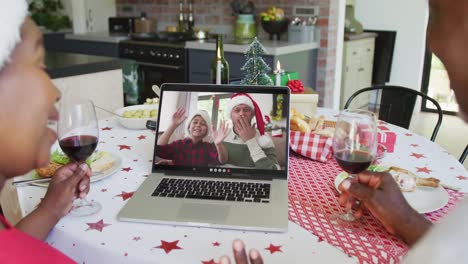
[290, 87, 318, 118]
[377, 125, 396, 153]
[269, 71, 299, 86]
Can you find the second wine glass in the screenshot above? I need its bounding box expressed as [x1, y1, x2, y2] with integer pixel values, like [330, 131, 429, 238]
[58, 96, 101, 216]
[332, 109, 378, 223]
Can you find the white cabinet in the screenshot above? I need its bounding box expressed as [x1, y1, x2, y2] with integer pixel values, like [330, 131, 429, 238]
[340, 36, 376, 109]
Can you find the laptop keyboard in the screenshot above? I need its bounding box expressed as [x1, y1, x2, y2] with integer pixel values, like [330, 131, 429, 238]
[151, 178, 271, 203]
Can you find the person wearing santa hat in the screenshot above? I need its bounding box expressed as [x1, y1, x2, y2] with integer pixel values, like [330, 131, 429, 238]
[223, 93, 280, 170]
[156, 107, 230, 166]
[0, 1, 90, 263]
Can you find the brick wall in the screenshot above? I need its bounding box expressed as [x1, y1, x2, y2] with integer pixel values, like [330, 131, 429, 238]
[117, 0, 339, 107]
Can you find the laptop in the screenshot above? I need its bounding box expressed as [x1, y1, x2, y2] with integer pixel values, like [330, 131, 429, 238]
[118, 83, 290, 232]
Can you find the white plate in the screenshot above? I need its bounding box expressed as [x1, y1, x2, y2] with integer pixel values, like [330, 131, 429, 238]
[334, 171, 449, 214]
[31, 152, 122, 187]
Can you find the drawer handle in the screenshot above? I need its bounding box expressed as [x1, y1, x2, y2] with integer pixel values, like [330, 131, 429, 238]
[353, 51, 357, 55]
[358, 68, 365, 72]
[367, 48, 372, 52]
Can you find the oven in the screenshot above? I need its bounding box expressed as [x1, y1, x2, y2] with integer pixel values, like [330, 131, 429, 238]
[119, 40, 187, 104]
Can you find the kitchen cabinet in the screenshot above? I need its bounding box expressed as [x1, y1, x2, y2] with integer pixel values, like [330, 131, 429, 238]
[44, 33, 120, 57]
[340, 35, 376, 109]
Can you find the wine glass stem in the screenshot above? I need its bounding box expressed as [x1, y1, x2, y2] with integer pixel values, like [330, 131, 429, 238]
[342, 174, 362, 221]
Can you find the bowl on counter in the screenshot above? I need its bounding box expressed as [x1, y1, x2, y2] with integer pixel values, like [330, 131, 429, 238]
[114, 104, 158, 130]
[260, 18, 290, 40]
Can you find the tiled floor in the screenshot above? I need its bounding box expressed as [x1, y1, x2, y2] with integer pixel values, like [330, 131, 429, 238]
[409, 111, 468, 169]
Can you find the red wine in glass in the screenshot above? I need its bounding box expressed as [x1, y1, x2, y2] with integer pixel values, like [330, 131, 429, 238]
[58, 96, 101, 216]
[335, 150, 373, 175]
[59, 135, 98, 162]
[331, 109, 378, 224]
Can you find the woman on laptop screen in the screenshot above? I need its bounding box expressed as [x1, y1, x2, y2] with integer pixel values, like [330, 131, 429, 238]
[156, 107, 229, 166]
[222, 93, 280, 170]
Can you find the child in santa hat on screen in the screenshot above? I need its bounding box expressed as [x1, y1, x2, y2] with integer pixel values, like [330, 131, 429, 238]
[223, 93, 280, 170]
[156, 107, 229, 166]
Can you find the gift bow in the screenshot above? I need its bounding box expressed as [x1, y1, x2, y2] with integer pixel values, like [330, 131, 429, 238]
[287, 80, 305, 93]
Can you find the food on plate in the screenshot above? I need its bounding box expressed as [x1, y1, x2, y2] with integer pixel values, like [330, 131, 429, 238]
[90, 152, 115, 172]
[290, 108, 336, 136]
[35, 150, 115, 178]
[144, 97, 159, 105]
[122, 108, 157, 119]
[36, 162, 63, 178]
[389, 166, 440, 192]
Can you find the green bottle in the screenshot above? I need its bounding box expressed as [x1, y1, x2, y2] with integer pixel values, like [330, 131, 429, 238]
[210, 35, 230, 84]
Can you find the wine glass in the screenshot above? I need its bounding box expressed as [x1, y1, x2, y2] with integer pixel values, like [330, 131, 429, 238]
[332, 109, 378, 223]
[57, 95, 101, 216]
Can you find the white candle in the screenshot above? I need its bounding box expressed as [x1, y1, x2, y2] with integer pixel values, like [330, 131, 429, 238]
[216, 60, 222, 84]
[275, 60, 282, 86]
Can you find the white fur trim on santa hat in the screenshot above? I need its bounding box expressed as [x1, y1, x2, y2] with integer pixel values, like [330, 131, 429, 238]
[227, 95, 254, 115]
[186, 109, 212, 140]
[0, 0, 28, 71]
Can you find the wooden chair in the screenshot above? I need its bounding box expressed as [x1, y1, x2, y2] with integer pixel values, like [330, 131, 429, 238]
[344, 85, 443, 142]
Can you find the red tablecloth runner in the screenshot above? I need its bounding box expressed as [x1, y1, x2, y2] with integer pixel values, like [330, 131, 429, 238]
[287, 152, 465, 263]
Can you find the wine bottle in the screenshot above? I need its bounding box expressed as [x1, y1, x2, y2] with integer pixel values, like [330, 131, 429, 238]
[177, 0, 185, 32]
[187, 0, 194, 32]
[210, 35, 230, 84]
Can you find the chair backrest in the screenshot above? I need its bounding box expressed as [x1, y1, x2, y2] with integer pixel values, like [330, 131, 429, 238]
[460, 145, 468, 163]
[344, 85, 443, 142]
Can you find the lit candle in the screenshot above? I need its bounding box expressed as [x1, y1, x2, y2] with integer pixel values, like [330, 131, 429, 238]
[275, 60, 284, 86]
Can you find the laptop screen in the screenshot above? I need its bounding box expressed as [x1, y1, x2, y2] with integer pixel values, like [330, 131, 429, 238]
[152, 84, 290, 179]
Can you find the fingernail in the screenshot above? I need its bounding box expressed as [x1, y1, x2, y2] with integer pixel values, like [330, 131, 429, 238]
[219, 256, 229, 264]
[233, 239, 244, 252]
[79, 163, 88, 171]
[342, 180, 351, 190]
[250, 249, 259, 260]
[80, 184, 87, 191]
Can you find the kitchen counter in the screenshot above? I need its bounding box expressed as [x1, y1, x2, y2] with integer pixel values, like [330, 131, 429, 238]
[65, 31, 129, 43]
[185, 39, 320, 55]
[45, 51, 127, 79]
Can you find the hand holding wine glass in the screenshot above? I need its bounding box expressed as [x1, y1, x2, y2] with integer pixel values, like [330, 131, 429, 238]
[57, 95, 101, 216]
[332, 109, 378, 223]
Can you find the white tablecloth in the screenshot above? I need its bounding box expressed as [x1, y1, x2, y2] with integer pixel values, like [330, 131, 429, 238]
[15, 117, 354, 264]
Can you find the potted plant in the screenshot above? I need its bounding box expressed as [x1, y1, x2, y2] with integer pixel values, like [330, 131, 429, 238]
[29, 0, 71, 32]
[230, 0, 256, 44]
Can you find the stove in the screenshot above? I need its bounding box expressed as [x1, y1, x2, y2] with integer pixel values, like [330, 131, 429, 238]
[119, 32, 196, 104]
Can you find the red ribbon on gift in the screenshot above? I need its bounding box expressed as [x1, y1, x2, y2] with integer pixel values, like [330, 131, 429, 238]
[287, 80, 305, 93]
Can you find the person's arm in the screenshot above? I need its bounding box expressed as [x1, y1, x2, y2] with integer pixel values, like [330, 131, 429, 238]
[244, 139, 280, 169]
[212, 120, 230, 164]
[340, 171, 432, 246]
[15, 163, 91, 240]
[157, 106, 187, 145]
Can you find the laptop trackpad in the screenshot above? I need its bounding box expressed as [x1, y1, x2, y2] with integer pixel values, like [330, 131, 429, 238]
[177, 203, 230, 221]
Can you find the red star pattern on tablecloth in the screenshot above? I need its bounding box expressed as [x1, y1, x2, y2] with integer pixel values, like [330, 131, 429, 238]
[115, 191, 135, 201]
[137, 135, 146, 140]
[201, 259, 217, 264]
[153, 240, 182, 254]
[416, 166, 432, 174]
[410, 153, 426, 159]
[133, 159, 138, 162]
[122, 167, 132, 172]
[117, 145, 131, 150]
[265, 244, 282, 254]
[86, 219, 111, 232]
[212, 241, 220, 247]
[405, 133, 413, 136]
[410, 144, 419, 147]
[133, 236, 141, 241]
[457, 175, 468, 180]
[101, 127, 112, 131]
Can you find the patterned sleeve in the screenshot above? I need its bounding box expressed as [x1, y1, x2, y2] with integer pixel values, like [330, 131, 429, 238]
[156, 140, 178, 160]
[206, 143, 220, 165]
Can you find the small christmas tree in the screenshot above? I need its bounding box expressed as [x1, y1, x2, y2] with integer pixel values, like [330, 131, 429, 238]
[240, 37, 273, 85]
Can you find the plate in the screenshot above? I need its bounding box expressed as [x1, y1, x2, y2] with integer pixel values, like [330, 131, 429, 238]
[334, 170, 449, 214]
[31, 152, 122, 187]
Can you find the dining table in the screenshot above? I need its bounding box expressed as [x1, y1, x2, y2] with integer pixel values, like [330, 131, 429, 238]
[12, 108, 467, 264]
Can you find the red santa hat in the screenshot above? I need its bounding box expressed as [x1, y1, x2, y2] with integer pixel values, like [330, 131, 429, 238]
[0, 0, 28, 71]
[227, 93, 273, 148]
